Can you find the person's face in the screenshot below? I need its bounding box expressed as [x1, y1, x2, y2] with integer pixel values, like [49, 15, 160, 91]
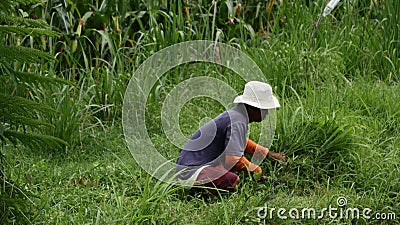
[250, 108, 268, 122]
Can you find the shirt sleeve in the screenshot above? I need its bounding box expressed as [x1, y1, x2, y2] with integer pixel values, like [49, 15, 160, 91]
[224, 122, 248, 156]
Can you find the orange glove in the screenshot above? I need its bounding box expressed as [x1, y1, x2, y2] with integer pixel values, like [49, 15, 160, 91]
[232, 156, 262, 174]
[245, 138, 269, 158]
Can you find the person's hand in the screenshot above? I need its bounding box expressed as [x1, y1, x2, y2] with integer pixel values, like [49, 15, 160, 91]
[268, 151, 286, 162]
[250, 165, 262, 174]
[250, 166, 265, 181]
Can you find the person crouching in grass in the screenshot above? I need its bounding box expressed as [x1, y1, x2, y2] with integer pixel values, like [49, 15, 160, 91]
[176, 81, 286, 194]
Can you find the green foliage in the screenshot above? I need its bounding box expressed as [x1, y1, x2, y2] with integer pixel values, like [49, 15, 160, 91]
[30, 80, 93, 149]
[0, 12, 66, 151]
[0, 178, 34, 224]
[9, 69, 70, 85]
[0, 46, 53, 63]
[0, 14, 48, 28]
[0, 0, 68, 223]
[0, 25, 58, 37]
[0, 0, 41, 13]
[0, 0, 399, 223]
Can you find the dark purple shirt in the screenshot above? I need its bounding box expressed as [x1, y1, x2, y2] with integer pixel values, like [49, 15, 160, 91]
[176, 104, 249, 179]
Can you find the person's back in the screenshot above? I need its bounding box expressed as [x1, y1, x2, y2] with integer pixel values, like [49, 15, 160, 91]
[176, 104, 248, 180]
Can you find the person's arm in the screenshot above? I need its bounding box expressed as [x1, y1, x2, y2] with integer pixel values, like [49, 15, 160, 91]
[225, 154, 262, 173]
[245, 138, 269, 158]
[246, 138, 286, 162]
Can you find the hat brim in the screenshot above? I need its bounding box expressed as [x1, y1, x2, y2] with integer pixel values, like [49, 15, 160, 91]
[233, 95, 280, 109]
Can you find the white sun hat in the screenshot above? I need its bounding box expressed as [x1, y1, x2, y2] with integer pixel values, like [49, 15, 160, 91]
[233, 81, 280, 109]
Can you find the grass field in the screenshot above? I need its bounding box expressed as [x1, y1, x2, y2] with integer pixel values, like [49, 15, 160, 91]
[5, 78, 399, 224]
[1, 0, 399, 224]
